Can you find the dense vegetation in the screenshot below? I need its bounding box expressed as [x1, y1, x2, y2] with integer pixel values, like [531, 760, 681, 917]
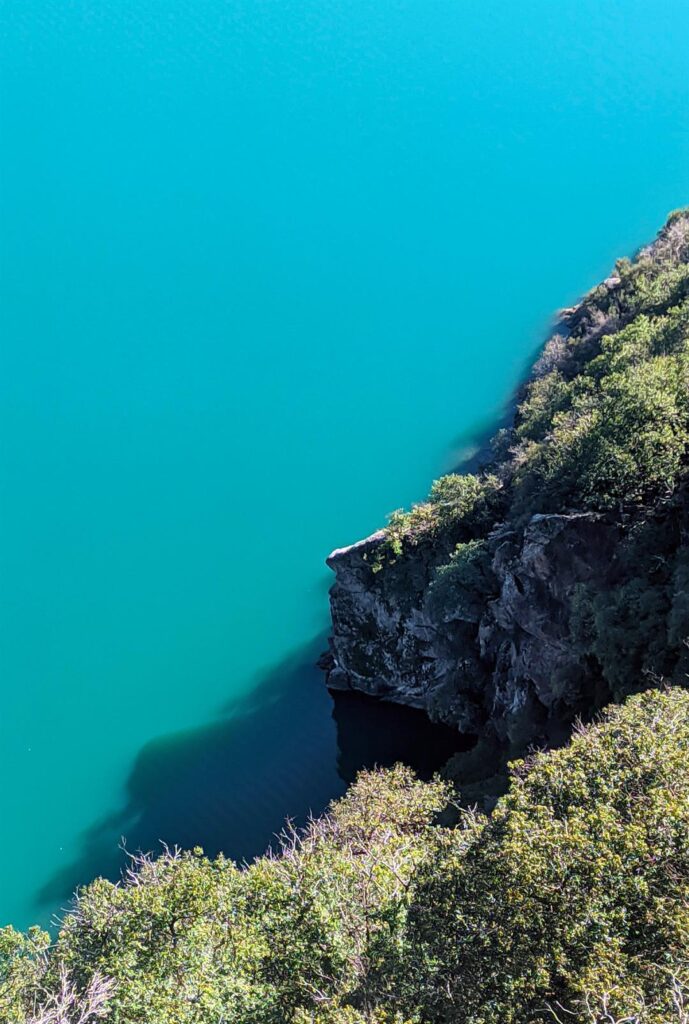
[3, 689, 689, 1022]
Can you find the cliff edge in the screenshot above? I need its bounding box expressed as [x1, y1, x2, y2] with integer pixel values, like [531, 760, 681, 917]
[323, 211, 689, 746]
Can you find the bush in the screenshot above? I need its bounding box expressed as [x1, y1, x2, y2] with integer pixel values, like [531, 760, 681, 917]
[373, 473, 501, 569]
[405, 689, 689, 1024]
[9, 768, 449, 1024]
[7, 692, 689, 1024]
[427, 540, 497, 623]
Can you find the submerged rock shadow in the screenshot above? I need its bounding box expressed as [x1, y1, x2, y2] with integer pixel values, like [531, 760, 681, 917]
[36, 635, 344, 918]
[36, 634, 477, 924]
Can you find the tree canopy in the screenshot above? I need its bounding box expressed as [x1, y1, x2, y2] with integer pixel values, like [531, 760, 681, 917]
[3, 690, 689, 1023]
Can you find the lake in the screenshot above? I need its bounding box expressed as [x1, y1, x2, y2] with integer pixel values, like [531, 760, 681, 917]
[2, 0, 689, 929]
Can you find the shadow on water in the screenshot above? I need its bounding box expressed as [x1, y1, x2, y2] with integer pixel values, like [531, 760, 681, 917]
[36, 634, 470, 920]
[37, 635, 338, 913]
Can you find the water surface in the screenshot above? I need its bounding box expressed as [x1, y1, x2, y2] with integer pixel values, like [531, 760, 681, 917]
[2, 0, 689, 928]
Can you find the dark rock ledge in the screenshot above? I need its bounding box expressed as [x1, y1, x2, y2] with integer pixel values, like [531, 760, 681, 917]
[323, 511, 623, 747]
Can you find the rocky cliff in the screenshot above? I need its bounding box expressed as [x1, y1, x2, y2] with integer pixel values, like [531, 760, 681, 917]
[323, 211, 689, 746]
[325, 512, 629, 745]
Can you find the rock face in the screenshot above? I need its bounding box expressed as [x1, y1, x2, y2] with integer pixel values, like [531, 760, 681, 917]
[324, 512, 622, 745]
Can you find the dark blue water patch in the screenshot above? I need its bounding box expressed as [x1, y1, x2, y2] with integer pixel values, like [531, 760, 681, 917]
[37, 639, 339, 912]
[37, 639, 474, 921]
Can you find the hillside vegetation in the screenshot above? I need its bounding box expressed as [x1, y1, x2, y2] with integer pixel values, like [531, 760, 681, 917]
[2, 690, 689, 1023]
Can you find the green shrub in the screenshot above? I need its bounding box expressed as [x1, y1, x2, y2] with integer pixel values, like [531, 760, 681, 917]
[8, 692, 689, 1024]
[372, 473, 501, 570]
[10, 768, 448, 1024]
[405, 689, 689, 1024]
[427, 540, 497, 623]
[0, 927, 50, 1024]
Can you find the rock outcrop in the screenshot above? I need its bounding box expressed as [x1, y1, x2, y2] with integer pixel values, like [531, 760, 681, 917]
[324, 512, 622, 745]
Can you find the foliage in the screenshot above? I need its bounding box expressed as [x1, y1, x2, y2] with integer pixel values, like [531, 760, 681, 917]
[405, 688, 689, 1024]
[512, 347, 689, 513]
[507, 215, 689, 514]
[427, 540, 497, 622]
[6, 692, 689, 1023]
[566, 507, 688, 695]
[6, 768, 448, 1024]
[379, 211, 689, 535]
[371, 473, 501, 571]
[0, 927, 49, 1024]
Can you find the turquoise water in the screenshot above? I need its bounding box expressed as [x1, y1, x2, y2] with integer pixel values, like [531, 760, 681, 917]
[2, 1, 689, 930]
